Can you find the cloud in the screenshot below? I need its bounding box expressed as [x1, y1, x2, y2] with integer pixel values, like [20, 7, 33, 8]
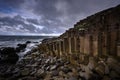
[0, 0, 24, 9]
[0, 15, 39, 34]
[32, 0, 120, 29]
[0, 0, 120, 36]
[26, 18, 40, 25]
[0, 15, 61, 35]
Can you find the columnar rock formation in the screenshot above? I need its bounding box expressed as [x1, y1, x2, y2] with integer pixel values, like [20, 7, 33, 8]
[39, 5, 120, 63]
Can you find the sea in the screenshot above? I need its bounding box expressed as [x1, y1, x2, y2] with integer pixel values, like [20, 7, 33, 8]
[0, 35, 52, 58]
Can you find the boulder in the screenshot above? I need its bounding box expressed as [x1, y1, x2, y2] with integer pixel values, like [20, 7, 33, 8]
[68, 77, 78, 80]
[50, 65, 58, 71]
[102, 76, 111, 80]
[16, 44, 27, 52]
[89, 72, 102, 80]
[87, 57, 98, 70]
[95, 64, 105, 76]
[35, 69, 46, 78]
[25, 48, 38, 56]
[61, 67, 72, 74]
[25, 41, 31, 44]
[59, 71, 65, 77]
[45, 59, 50, 64]
[0, 77, 6, 80]
[45, 66, 50, 71]
[0, 47, 15, 55]
[21, 68, 30, 76]
[51, 70, 59, 77]
[12, 68, 20, 74]
[109, 70, 120, 78]
[19, 76, 37, 80]
[30, 69, 37, 76]
[10, 72, 21, 79]
[0, 47, 18, 64]
[107, 57, 120, 74]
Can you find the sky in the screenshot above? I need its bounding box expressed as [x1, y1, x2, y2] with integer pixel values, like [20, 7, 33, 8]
[0, 0, 120, 36]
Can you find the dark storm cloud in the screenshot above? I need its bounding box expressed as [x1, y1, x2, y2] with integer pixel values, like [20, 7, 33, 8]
[33, 0, 61, 20]
[0, 15, 37, 33]
[0, 0, 25, 13]
[0, 15, 56, 34]
[32, 0, 120, 29]
[0, 0, 24, 8]
[64, 0, 120, 15]
[26, 18, 39, 25]
[0, 0, 120, 35]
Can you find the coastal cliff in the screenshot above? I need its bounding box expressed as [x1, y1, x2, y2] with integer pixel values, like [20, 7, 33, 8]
[38, 5, 120, 79]
[0, 5, 120, 80]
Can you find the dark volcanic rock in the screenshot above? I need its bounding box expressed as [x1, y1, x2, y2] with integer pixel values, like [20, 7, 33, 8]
[89, 69, 102, 80]
[26, 41, 31, 44]
[61, 67, 72, 74]
[35, 69, 46, 79]
[24, 47, 38, 57]
[19, 76, 37, 80]
[68, 77, 78, 80]
[0, 47, 19, 64]
[51, 70, 59, 77]
[0, 47, 15, 55]
[16, 44, 27, 52]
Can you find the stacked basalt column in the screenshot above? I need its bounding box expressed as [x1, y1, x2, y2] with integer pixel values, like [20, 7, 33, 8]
[60, 40, 65, 58]
[63, 37, 71, 60]
[117, 24, 120, 56]
[49, 39, 65, 58]
[51, 42, 56, 56]
[47, 43, 54, 56]
[56, 39, 63, 58]
[53, 41, 58, 57]
[40, 5, 120, 62]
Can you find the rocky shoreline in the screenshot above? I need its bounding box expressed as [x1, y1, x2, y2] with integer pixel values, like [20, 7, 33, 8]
[0, 5, 120, 80]
[0, 47, 120, 80]
[0, 41, 39, 64]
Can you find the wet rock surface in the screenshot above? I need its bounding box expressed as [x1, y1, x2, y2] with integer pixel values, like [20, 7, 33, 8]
[0, 50, 119, 80]
[16, 43, 27, 52]
[0, 47, 19, 64]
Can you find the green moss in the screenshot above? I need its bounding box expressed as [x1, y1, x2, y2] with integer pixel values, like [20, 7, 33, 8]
[74, 22, 91, 31]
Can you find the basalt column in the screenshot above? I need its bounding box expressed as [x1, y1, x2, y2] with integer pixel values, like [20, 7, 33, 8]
[70, 37, 78, 63]
[76, 37, 81, 62]
[47, 43, 51, 55]
[56, 42, 60, 57]
[100, 31, 110, 56]
[64, 38, 71, 60]
[49, 43, 53, 56]
[110, 30, 117, 56]
[89, 35, 93, 56]
[80, 36, 85, 54]
[54, 42, 58, 56]
[117, 24, 120, 56]
[58, 41, 62, 58]
[92, 34, 99, 56]
[60, 40, 64, 57]
[52, 42, 56, 56]
[71, 37, 77, 53]
[84, 34, 91, 55]
[76, 37, 81, 53]
[51, 43, 55, 56]
[62, 40, 66, 58]
[98, 32, 107, 56]
[98, 30, 103, 56]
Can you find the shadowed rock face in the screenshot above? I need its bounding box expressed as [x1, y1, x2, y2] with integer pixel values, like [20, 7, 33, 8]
[38, 4, 120, 80]
[16, 43, 27, 52]
[0, 47, 19, 64]
[39, 4, 120, 58]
